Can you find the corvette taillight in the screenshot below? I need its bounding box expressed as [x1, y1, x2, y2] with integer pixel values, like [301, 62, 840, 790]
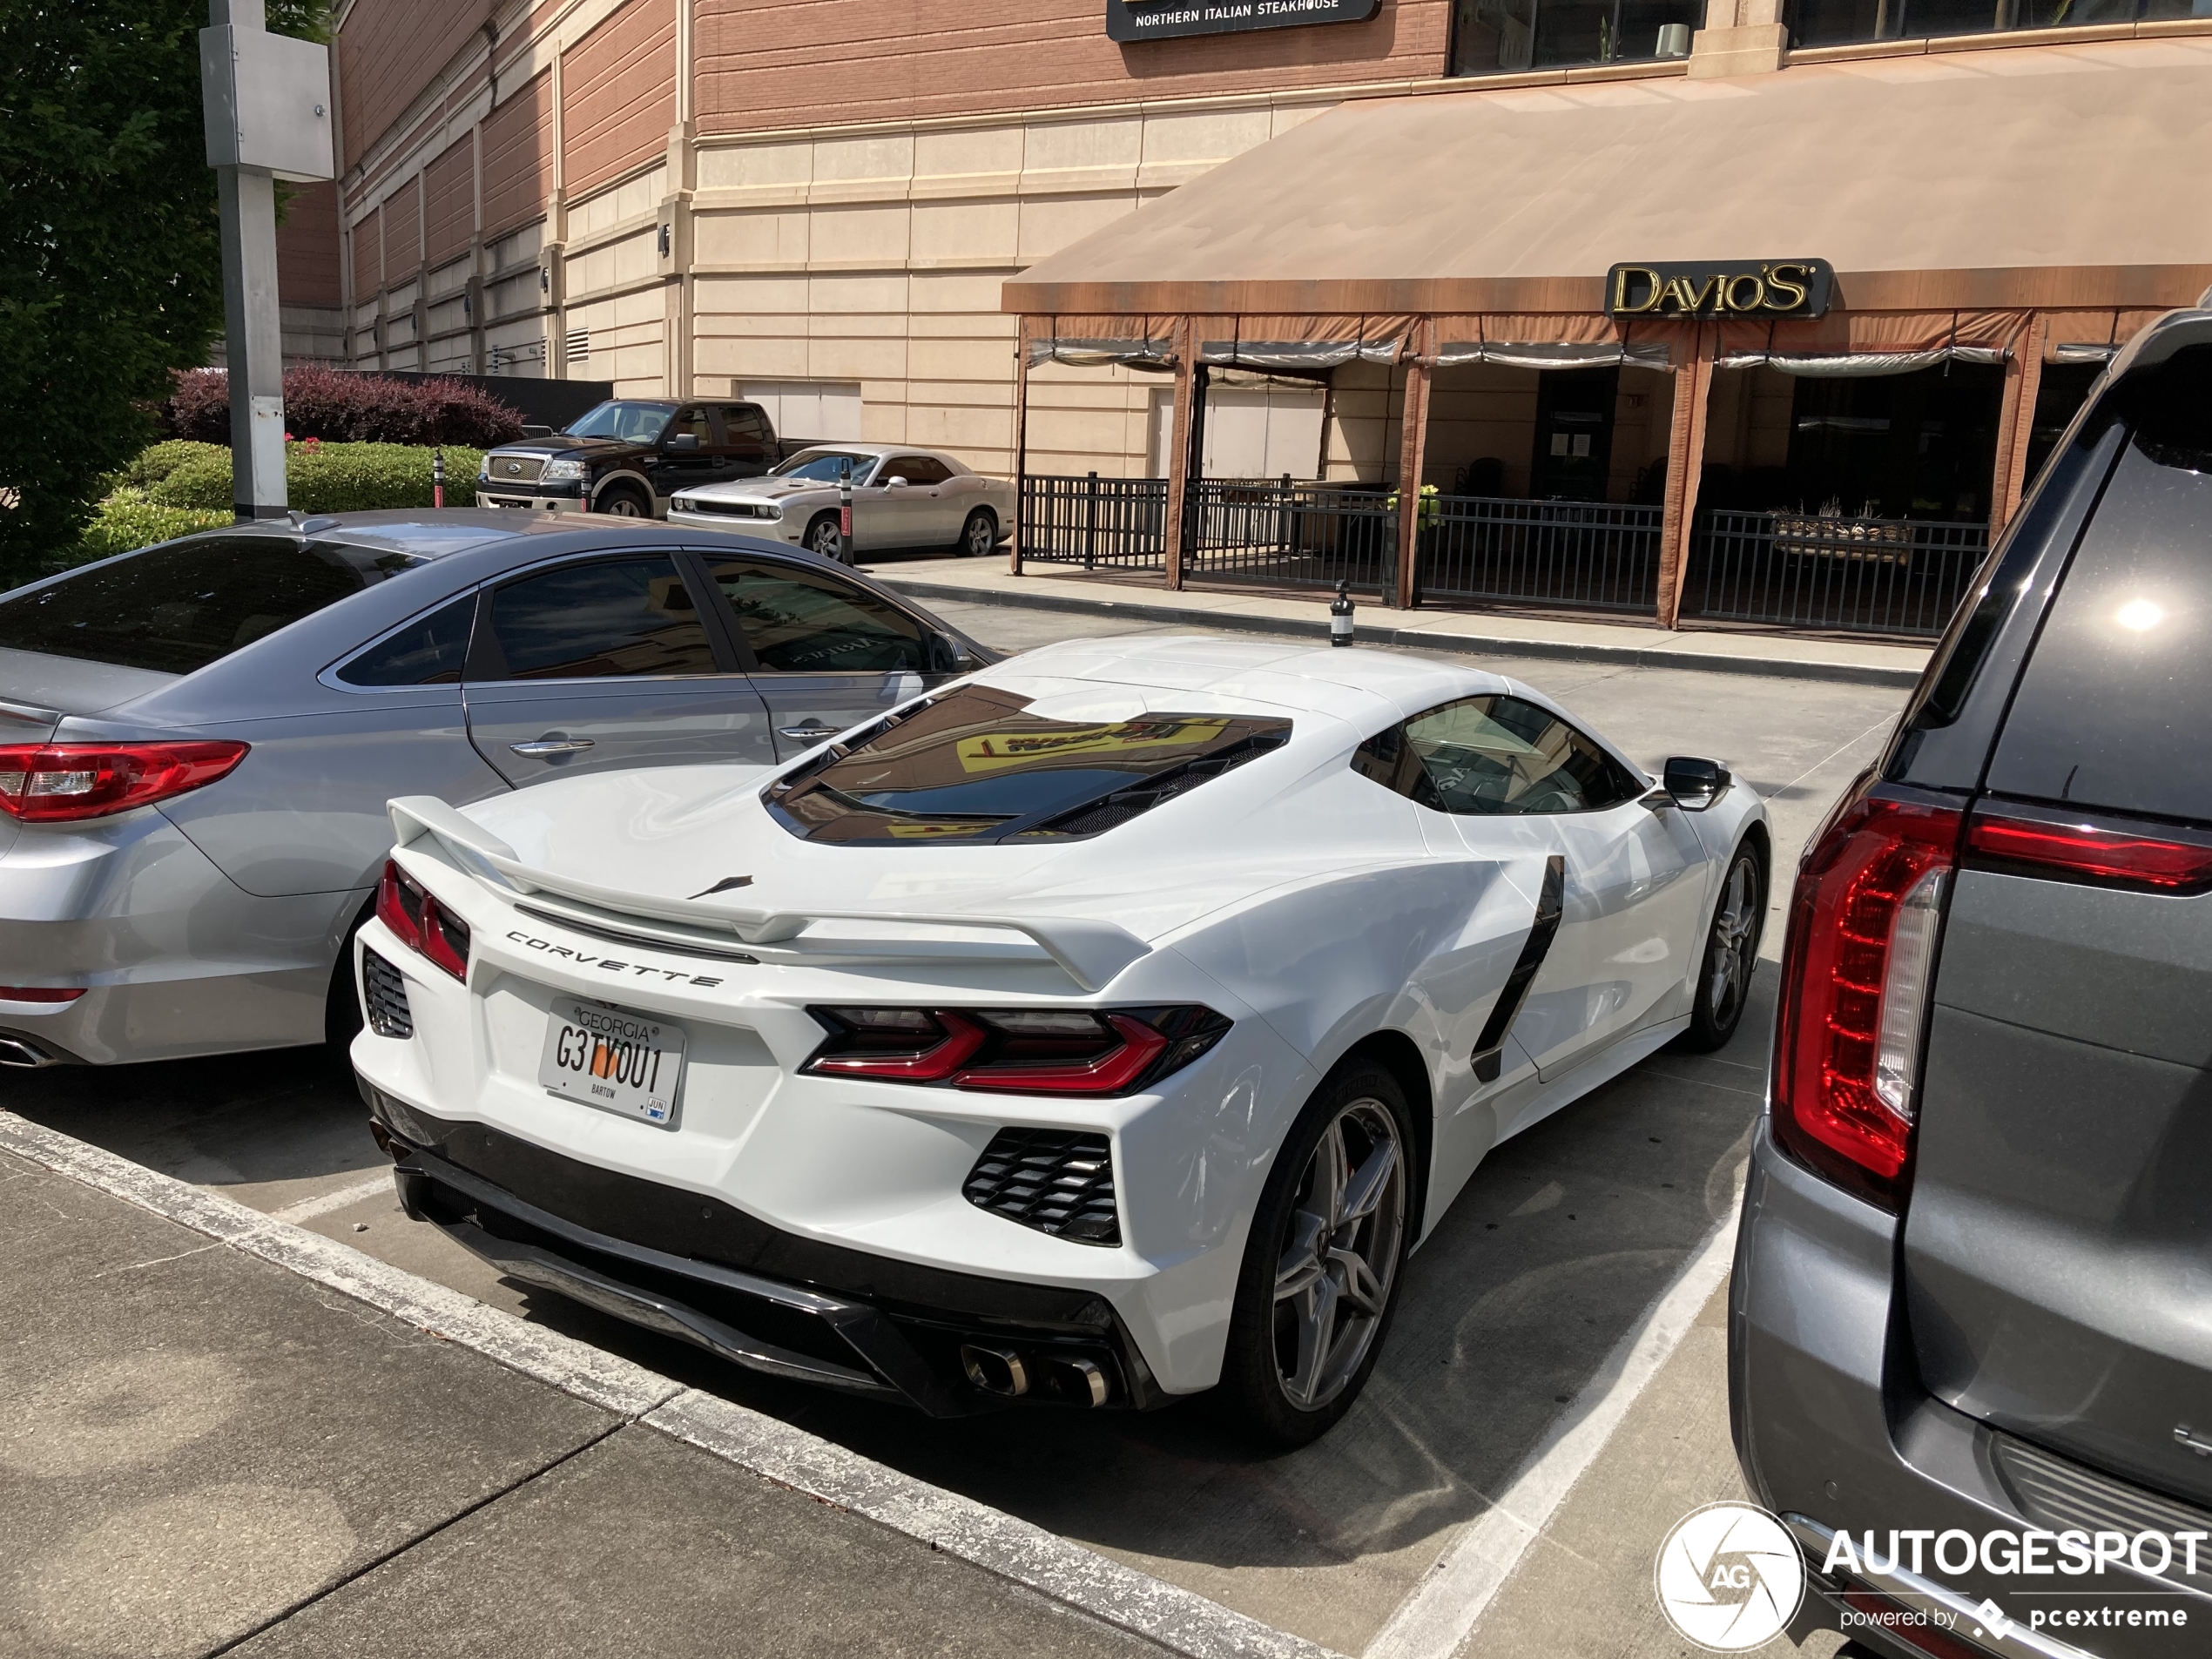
[1771, 776, 1963, 1210]
[0, 741, 247, 821]
[375, 859, 470, 982]
[802, 1005, 1228, 1096]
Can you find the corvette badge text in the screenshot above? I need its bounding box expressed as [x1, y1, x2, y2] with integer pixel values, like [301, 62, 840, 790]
[505, 931, 747, 984]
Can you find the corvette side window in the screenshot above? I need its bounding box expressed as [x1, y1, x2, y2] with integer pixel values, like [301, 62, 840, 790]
[1358, 696, 1636, 815]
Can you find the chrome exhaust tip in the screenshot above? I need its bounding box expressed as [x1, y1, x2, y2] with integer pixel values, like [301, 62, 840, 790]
[1038, 1354, 1109, 1408]
[0, 1035, 59, 1069]
[960, 1344, 1029, 1398]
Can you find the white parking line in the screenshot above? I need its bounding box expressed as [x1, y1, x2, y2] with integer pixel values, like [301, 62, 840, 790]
[1361, 1205, 1742, 1659]
[268, 1170, 395, 1223]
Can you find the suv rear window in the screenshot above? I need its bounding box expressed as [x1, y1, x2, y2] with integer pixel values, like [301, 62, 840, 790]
[0, 536, 421, 676]
[765, 682, 1290, 845]
[1988, 353, 2212, 826]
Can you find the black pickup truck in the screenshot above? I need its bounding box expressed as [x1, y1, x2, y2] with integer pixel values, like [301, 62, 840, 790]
[474, 398, 813, 519]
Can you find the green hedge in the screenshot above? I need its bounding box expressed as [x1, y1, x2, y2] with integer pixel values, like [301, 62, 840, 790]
[78, 493, 232, 559]
[109, 439, 229, 491]
[146, 442, 489, 514]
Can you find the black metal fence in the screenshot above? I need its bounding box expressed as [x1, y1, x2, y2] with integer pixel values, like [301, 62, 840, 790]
[1018, 474, 1167, 572]
[1418, 496, 1662, 614]
[1683, 510, 1989, 637]
[1183, 477, 1396, 597]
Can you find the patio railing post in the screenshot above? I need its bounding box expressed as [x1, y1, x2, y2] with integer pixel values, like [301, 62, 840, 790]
[1655, 322, 1716, 629]
[1163, 319, 1194, 590]
[1990, 314, 2047, 540]
[1010, 320, 1032, 574]
[1084, 470, 1098, 570]
[1393, 321, 1433, 610]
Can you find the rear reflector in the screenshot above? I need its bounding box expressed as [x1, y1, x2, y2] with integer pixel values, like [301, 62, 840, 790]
[0, 741, 248, 821]
[0, 986, 85, 1003]
[1966, 801, 2212, 895]
[1771, 776, 1963, 1210]
[803, 1005, 1228, 1096]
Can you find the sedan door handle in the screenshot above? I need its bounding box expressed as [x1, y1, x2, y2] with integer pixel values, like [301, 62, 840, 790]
[778, 721, 840, 740]
[509, 738, 596, 756]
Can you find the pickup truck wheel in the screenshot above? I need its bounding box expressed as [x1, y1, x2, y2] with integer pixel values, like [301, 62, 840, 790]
[957, 509, 997, 557]
[597, 481, 651, 517]
[805, 514, 845, 560]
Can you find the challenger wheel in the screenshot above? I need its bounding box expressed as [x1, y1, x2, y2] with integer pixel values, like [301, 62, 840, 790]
[957, 509, 996, 556]
[806, 514, 844, 560]
[1218, 1059, 1411, 1447]
[1677, 842, 1764, 1053]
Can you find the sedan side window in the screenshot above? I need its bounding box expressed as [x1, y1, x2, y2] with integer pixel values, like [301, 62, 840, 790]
[338, 594, 475, 685]
[476, 556, 718, 680]
[888, 455, 950, 485]
[701, 558, 927, 673]
[1354, 695, 1638, 815]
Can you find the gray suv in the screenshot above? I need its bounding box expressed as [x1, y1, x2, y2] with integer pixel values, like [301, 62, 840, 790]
[1733, 310, 2212, 1656]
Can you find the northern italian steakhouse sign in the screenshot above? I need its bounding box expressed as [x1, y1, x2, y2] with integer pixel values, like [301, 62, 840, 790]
[1107, 0, 1379, 42]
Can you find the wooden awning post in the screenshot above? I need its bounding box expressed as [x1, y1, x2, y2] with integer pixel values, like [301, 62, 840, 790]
[1655, 324, 1716, 631]
[1010, 324, 1032, 574]
[1393, 320, 1434, 610]
[1163, 318, 1195, 590]
[1989, 314, 2048, 540]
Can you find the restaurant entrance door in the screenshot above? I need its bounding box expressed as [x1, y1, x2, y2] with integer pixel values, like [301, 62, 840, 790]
[1530, 367, 1620, 501]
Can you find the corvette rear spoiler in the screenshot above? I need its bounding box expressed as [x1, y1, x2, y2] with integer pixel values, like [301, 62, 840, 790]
[387, 795, 1152, 992]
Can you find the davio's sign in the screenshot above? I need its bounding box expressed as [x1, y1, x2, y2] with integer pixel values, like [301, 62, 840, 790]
[1106, 0, 1379, 43]
[1606, 260, 1835, 319]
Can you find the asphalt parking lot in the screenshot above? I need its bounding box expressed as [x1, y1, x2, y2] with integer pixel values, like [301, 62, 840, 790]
[5, 597, 1902, 1658]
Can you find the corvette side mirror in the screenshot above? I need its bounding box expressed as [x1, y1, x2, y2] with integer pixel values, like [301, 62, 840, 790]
[1663, 756, 1731, 811]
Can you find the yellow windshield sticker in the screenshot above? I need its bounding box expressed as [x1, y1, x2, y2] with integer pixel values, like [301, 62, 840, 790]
[954, 719, 1229, 773]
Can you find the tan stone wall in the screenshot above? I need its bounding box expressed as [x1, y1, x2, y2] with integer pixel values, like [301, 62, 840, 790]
[688, 99, 1335, 477]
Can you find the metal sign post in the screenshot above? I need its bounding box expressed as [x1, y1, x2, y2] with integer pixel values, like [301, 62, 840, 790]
[838, 462, 854, 564]
[199, 1, 334, 520]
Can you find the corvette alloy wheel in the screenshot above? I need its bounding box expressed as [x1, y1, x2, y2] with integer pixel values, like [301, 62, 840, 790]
[1271, 1097, 1405, 1412]
[1705, 852, 1759, 1029]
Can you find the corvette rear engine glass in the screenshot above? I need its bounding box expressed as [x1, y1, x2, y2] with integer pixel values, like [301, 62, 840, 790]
[0, 536, 424, 676]
[765, 682, 1290, 844]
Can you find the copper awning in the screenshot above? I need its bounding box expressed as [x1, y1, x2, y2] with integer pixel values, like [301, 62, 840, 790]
[1004, 37, 2212, 320]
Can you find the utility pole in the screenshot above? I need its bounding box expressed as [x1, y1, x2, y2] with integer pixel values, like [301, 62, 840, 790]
[200, 2, 334, 519]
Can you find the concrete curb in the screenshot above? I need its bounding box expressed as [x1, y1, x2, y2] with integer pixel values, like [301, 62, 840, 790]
[880, 576, 1929, 689]
[0, 1109, 1341, 1659]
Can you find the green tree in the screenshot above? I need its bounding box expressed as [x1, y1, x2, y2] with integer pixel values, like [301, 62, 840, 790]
[0, 3, 322, 587]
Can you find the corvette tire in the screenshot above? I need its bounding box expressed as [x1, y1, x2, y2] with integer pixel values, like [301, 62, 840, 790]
[1218, 1058, 1413, 1448]
[1677, 841, 1764, 1053]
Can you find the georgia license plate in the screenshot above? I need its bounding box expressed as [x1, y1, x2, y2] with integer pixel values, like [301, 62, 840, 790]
[538, 1000, 685, 1127]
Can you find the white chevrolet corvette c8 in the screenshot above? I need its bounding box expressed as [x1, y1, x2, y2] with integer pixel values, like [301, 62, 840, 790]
[352, 635, 1769, 1444]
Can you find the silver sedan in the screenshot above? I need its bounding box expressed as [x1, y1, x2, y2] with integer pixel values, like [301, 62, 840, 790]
[666, 444, 1015, 560]
[0, 511, 990, 1068]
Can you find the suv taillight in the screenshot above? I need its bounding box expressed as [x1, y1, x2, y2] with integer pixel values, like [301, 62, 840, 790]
[0, 741, 248, 821]
[802, 1005, 1229, 1096]
[375, 859, 470, 982]
[1771, 776, 1964, 1210]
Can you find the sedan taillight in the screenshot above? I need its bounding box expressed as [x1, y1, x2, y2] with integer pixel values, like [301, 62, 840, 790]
[0, 741, 248, 822]
[1771, 776, 1963, 1210]
[375, 859, 470, 982]
[802, 1005, 1228, 1096]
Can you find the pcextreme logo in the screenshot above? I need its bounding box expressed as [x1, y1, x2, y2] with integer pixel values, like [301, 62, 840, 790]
[1655, 1501, 1807, 1652]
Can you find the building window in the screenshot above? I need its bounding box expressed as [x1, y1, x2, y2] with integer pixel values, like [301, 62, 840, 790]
[1784, 0, 2197, 50]
[1450, 0, 1699, 77]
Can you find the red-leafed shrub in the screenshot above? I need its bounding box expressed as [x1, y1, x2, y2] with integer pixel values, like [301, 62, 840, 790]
[166, 366, 525, 448]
